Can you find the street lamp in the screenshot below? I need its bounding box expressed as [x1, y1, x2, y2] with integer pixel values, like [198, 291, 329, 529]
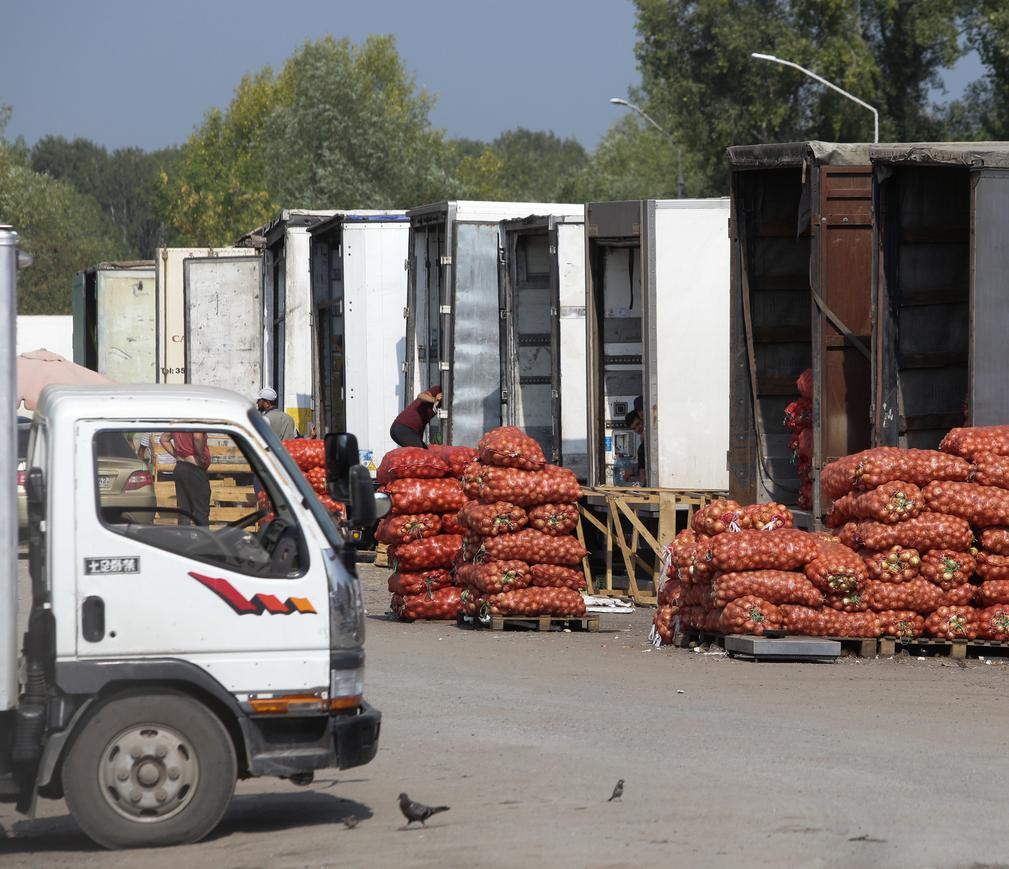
[750, 52, 879, 144]
[609, 97, 686, 199]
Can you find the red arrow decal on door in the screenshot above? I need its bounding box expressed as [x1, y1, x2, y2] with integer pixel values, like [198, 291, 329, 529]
[190, 572, 317, 615]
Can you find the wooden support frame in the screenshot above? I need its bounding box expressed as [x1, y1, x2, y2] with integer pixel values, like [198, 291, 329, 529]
[576, 486, 723, 605]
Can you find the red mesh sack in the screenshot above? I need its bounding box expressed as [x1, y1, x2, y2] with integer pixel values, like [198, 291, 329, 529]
[427, 444, 478, 478]
[780, 605, 830, 636]
[318, 495, 346, 520]
[847, 513, 973, 552]
[682, 606, 707, 630]
[461, 462, 581, 506]
[742, 502, 794, 530]
[851, 448, 971, 492]
[480, 530, 587, 566]
[711, 529, 820, 572]
[829, 481, 923, 526]
[920, 549, 975, 590]
[925, 606, 978, 640]
[526, 502, 579, 537]
[657, 575, 682, 606]
[822, 454, 864, 500]
[381, 477, 466, 515]
[303, 466, 328, 496]
[710, 570, 823, 608]
[390, 535, 463, 571]
[824, 610, 881, 638]
[977, 605, 1009, 641]
[717, 595, 782, 635]
[940, 426, 1009, 461]
[970, 452, 1009, 489]
[282, 438, 325, 471]
[804, 543, 868, 594]
[794, 428, 813, 463]
[796, 368, 813, 399]
[976, 552, 1009, 582]
[692, 499, 752, 535]
[529, 564, 586, 591]
[439, 511, 465, 535]
[457, 500, 528, 536]
[924, 480, 1009, 527]
[861, 546, 921, 582]
[477, 427, 546, 471]
[682, 584, 713, 606]
[940, 584, 977, 607]
[825, 590, 869, 612]
[375, 513, 442, 545]
[703, 608, 723, 632]
[784, 398, 812, 432]
[376, 447, 449, 485]
[391, 587, 462, 621]
[980, 527, 1009, 555]
[864, 578, 943, 614]
[455, 560, 531, 595]
[487, 586, 585, 617]
[875, 610, 925, 640]
[387, 569, 452, 597]
[979, 579, 1009, 605]
[653, 605, 678, 645]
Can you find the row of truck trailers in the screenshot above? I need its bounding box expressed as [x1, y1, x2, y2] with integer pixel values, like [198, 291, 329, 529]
[72, 141, 1009, 523]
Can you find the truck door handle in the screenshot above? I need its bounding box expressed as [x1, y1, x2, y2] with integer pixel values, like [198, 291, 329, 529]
[82, 596, 105, 642]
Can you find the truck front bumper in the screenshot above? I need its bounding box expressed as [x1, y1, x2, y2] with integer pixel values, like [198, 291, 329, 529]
[241, 702, 381, 778]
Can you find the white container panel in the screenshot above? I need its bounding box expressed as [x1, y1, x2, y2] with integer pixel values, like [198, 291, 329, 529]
[281, 228, 315, 433]
[96, 269, 157, 382]
[556, 221, 588, 480]
[652, 199, 730, 490]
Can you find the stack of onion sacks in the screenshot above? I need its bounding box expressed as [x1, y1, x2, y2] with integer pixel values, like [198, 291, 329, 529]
[457, 427, 587, 621]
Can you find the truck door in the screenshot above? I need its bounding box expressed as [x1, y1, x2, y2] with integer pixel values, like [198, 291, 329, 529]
[501, 223, 561, 463]
[96, 269, 157, 383]
[73, 422, 328, 693]
[184, 256, 263, 398]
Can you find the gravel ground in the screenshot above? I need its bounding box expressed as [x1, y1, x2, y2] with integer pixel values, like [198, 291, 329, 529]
[2, 560, 1009, 868]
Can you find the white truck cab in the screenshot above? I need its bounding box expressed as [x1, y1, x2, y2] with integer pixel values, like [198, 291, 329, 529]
[1, 225, 385, 850]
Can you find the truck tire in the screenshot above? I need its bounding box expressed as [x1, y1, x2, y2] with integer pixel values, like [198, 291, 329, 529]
[62, 690, 237, 849]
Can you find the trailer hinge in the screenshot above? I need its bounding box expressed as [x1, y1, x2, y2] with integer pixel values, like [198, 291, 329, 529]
[403, 258, 413, 271]
[439, 361, 450, 371]
[499, 308, 508, 320]
[439, 255, 452, 266]
[402, 306, 409, 319]
[401, 361, 408, 373]
[439, 304, 452, 315]
[498, 247, 507, 266]
[552, 389, 559, 400]
[501, 389, 509, 403]
[549, 245, 557, 255]
[727, 217, 736, 240]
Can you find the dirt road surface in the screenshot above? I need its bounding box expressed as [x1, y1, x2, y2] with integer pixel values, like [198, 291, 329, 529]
[3, 561, 1009, 868]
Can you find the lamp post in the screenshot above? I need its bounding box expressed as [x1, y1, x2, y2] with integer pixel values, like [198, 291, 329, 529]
[609, 97, 685, 198]
[750, 52, 879, 144]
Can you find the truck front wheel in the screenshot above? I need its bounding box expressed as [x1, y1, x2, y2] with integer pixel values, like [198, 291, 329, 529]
[62, 691, 237, 849]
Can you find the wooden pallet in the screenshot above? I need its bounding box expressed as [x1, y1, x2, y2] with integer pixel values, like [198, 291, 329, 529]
[374, 543, 390, 568]
[458, 613, 600, 633]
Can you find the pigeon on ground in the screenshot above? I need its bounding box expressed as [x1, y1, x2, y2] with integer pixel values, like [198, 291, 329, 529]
[398, 792, 450, 826]
[608, 779, 624, 802]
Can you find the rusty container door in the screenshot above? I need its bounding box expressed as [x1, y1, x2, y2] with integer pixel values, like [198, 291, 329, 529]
[811, 165, 873, 517]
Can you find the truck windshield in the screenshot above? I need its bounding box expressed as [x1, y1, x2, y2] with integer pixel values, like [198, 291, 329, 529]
[248, 411, 343, 552]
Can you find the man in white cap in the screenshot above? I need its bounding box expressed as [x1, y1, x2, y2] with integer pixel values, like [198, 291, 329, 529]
[256, 387, 298, 441]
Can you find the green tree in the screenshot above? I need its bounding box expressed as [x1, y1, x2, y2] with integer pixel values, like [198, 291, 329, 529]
[456, 128, 589, 201]
[957, 1, 1009, 138]
[0, 114, 125, 314]
[634, 0, 967, 193]
[31, 135, 179, 257]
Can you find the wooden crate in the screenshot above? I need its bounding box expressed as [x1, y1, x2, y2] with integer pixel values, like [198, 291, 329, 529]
[578, 486, 722, 606]
[153, 439, 256, 527]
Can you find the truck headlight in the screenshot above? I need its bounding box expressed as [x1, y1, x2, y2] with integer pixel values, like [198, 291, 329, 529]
[325, 548, 364, 650]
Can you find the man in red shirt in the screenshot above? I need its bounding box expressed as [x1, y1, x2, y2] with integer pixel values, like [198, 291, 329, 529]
[390, 385, 442, 449]
[159, 430, 212, 526]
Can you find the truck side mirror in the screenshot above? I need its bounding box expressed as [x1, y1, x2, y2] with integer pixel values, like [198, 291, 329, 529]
[25, 467, 44, 520]
[325, 432, 360, 503]
[346, 465, 377, 529]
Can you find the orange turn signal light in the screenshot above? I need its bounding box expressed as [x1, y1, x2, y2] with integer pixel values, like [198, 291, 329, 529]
[248, 694, 362, 714]
[329, 695, 363, 711]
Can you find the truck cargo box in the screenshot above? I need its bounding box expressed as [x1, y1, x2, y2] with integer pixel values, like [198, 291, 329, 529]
[72, 262, 156, 382]
[309, 211, 410, 476]
[405, 201, 582, 448]
[870, 143, 1009, 447]
[498, 214, 588, 479]
[585, 198, 731, 491]
[727, 143, 874, 518]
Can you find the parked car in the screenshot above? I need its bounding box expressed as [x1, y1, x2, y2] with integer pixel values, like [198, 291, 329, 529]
[17, 425, 155, 536]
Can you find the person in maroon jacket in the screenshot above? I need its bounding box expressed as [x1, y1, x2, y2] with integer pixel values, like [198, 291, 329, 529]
[390, 385, 442, 448]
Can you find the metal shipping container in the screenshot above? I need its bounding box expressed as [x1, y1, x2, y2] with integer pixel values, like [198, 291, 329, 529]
[870, 143, 1009, 448]
[585, 198, 731, 491]
[498, 214, 588, 479]
[309, 211, 410, 475]
[72, 262, 156, 382]
[405, 201, 582, 447]
[155, 247, 261, 393]
[258, 210, 337, 434]
[727, 143, 874, 518]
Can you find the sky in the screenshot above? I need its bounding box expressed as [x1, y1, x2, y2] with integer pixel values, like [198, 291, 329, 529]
[2, 1, 988, 154]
